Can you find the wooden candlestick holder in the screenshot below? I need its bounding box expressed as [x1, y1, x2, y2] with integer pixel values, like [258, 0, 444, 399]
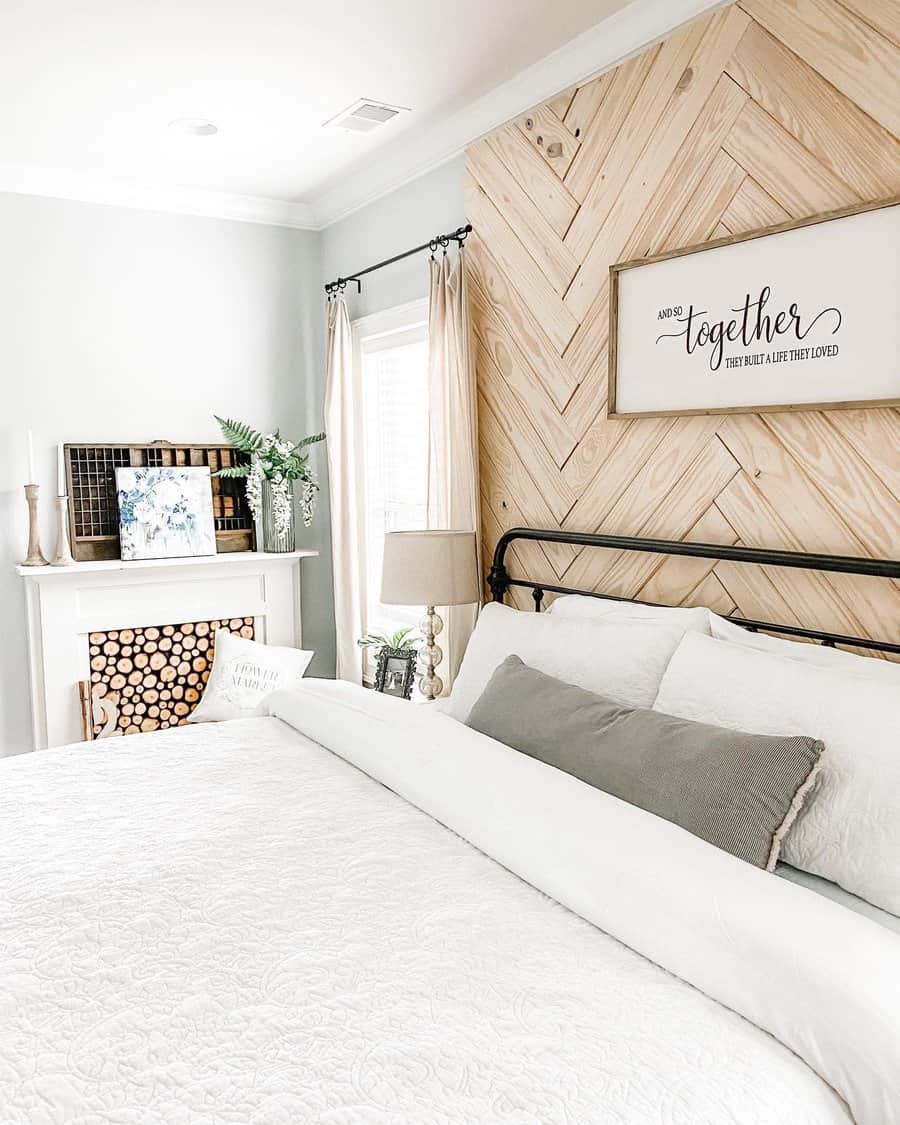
[21, 483, 48, 567]
[51, 494, 75, 566]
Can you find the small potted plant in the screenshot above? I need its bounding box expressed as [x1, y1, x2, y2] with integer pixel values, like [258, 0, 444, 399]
[214, 416, 325, 552]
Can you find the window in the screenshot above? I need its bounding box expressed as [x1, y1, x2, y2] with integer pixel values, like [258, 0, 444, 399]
[352, 301, 429, 666]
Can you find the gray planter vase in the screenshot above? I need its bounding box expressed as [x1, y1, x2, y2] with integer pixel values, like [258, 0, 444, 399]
[257, 478, 295, 553]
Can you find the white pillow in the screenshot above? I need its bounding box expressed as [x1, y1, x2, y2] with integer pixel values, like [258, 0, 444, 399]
[709, 611, 900, 684]
[445, 601, 685, 722]
[189, 630, 314, 722]
[654, 632, 900, 914]
[550, 595, 712, 635]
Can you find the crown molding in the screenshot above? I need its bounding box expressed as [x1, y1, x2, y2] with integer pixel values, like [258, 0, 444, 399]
[308, 0, 727, 228]
[0, 162, 317, 229]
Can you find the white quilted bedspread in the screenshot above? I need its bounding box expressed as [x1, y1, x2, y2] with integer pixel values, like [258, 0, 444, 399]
[0, 716, 859, 1123]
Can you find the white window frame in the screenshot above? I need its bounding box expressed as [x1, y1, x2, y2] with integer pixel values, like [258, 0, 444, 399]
[351, 298, 429, 679]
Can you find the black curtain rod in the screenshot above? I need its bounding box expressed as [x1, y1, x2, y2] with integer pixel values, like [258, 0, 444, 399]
[324, 224, 472, 297]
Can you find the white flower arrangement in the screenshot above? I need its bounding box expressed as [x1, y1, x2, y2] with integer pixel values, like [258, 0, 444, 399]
[214, 417, 325, 534]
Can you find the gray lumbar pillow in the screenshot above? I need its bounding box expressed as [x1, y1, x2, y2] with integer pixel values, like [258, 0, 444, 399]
[465, 655, 824, 870]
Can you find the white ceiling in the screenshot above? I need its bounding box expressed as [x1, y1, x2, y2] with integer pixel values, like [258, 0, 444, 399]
[0, 0, 716, 227]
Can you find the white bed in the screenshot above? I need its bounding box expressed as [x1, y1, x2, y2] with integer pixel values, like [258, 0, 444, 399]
[2, 679, 898, 1124]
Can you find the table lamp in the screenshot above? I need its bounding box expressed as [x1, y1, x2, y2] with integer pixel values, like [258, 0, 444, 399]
[381, 530, 480, 700]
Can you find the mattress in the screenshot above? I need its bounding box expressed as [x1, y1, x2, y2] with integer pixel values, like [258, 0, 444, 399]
[1, 687, 897, 1123]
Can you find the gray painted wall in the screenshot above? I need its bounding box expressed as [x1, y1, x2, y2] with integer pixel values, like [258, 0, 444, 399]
[320, 156, 466, 319]
[0, 193, 333, 755]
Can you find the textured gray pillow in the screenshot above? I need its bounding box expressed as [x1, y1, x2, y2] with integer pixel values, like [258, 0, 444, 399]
[465, 655, 824, 870]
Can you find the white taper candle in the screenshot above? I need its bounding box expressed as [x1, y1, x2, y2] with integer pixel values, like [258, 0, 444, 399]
[26, 430, 35, 484]
[57, 443, 66, 496]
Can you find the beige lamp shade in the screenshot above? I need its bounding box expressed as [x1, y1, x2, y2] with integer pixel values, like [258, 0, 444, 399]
[381, 530, 480, 607]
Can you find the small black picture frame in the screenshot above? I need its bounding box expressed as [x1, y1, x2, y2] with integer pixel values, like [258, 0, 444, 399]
[374, 647, 417, 700]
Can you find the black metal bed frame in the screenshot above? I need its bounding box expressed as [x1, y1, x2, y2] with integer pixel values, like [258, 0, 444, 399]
[488, 528, 900, 656]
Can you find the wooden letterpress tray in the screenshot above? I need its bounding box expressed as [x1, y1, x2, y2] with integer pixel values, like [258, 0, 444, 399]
[64, 441, 255, 561]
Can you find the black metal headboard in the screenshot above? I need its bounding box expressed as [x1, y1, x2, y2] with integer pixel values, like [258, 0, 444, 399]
[488, 528, 900, 656]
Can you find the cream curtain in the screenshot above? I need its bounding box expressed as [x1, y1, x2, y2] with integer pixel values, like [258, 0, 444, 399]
[324, 296, 364, 683]
[426, 248, 481, 688]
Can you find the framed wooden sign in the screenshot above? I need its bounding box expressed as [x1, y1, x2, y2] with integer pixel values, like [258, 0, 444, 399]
[608, 196, 900, 419]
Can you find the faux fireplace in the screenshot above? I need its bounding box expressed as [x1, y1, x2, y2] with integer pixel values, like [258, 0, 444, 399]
[17, 550, 316, 749]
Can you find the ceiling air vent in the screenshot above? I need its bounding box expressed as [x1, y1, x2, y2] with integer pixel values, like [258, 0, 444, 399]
[324, 98, 408, 133]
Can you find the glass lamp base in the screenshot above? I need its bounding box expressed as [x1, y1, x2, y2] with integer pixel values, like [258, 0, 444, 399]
[418, 606, 444, 701]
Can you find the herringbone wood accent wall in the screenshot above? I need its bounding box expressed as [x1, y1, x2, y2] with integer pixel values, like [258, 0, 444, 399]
[466, 0, 900, 653]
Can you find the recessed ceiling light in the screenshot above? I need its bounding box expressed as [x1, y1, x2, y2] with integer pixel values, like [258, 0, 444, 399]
[168, 118, 218, 137]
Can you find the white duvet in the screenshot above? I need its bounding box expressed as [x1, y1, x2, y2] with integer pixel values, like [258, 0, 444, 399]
[1, 682, 898, 1124]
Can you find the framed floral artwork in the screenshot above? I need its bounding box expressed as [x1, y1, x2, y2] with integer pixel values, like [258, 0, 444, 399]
[115, 466, 216, 560]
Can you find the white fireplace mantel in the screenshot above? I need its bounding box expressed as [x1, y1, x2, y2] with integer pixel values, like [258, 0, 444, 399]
[18, 550, 317, 750]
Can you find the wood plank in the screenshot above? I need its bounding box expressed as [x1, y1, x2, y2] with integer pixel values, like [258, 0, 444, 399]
[661, 150, 746, 249]
[763, 412, 900, 558]
[478, 347, 577, 521]
[516, 104, 581, 177]
[563, 50, 659, 202]
[561, 434, 739, 596]
[739, 0, 900, 137]
[564, 17, 711, 259]
[637, 504, 739, 606]
[715, 551, 896, 660]
[469, 272, 578, 467]
[628, 74, 750, 258]
[563, 70, 615, 139]
[717, 424, 900, 624]
[715, 418, 900, 639]
[565, 8, 752, 320]
[478, 392, 577, 577]
[715, 540, 891, 661]
[562, 287, 609, 406]
[546, 86, 577, 120]
[722, 99, 860, 216]
[467, 138, 579, 294]
[482, 126, 579, 238]
[836, 0, 900, 48]
[715, 470, 900, 639]
[466, 238, 577, 409]
[715, 473, 866, 631]
[560, 416, 673, 535]
[717, 413, 866, 555]
[720, 176, 791, 232]
[563, 417, 721, 534]
[684, 571, 737, 616]
[726, 20, 900, 198]
[464, 181, 579, 353]
[559, 411, 631, 495]
[826, 409, 900, 497]
[480, 485, 551, 601]
[713, 553, 804, 625]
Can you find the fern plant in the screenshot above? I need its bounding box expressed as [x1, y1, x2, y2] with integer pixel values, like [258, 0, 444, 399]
[213, 415, 325, 530]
